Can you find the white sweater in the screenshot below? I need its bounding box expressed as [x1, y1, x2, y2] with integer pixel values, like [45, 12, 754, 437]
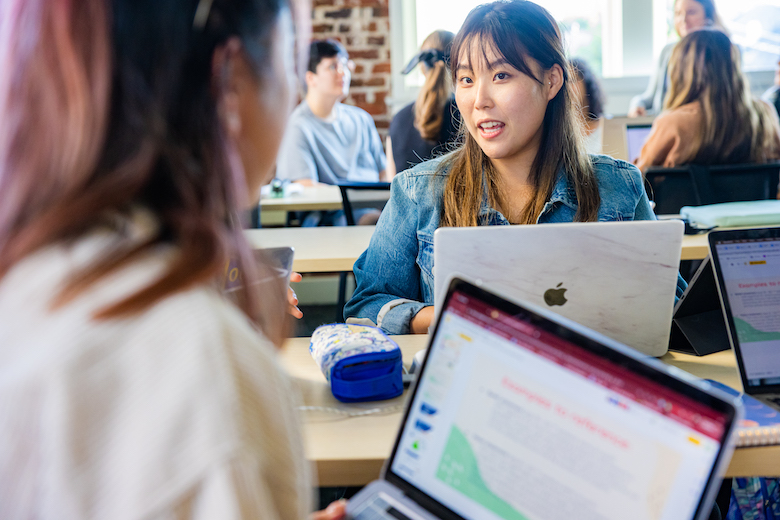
[0, 217, 312, 520]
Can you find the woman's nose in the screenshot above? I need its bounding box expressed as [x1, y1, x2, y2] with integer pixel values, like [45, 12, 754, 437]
[474, 81, 493, 110]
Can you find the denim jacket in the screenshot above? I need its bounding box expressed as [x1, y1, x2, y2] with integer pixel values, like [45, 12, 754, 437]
[344, 154, 686, 334]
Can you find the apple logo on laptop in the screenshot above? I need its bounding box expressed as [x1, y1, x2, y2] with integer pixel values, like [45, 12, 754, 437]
[544, 283, 567, 306]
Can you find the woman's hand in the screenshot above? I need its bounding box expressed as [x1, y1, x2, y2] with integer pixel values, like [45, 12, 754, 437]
[410, 306, 435, 334]
[288, 272, 303, 319]
[628, 105, 646, 118]
[311, 499, 347, 520]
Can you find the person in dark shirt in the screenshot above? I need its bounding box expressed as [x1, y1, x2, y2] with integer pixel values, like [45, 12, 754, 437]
[386, 30, 461, 178]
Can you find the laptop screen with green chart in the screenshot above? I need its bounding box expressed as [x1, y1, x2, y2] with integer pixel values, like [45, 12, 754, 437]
[347, 278, 740, 520]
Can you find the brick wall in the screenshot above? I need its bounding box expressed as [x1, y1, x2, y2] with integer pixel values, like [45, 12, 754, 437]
[311, 0, 392, 140]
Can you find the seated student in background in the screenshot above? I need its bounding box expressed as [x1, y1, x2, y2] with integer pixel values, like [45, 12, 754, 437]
[0, 0, 346, 518]
[628, 0, 724, 117]
[635, 29, 780, 172]
[386, 30, 461, 178]
[276, 39, 386, 186]
[344, 0, 686, 336]
[571, 57, 606, 155]
[276, 39, 386, 226]
[762, 56, 780, 118]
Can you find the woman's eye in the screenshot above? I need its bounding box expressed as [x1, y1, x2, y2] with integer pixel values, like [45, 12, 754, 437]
[495, 72, 509, 80]
[459, 76, 473, 85]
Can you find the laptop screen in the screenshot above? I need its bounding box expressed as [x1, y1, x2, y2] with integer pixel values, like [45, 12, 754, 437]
[712, 235, 780, 388]
[626, 124, 652, 163]
[389, 286, 731, 520]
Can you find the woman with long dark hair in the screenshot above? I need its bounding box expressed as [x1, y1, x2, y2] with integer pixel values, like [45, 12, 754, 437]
[345, 0, 683, 335]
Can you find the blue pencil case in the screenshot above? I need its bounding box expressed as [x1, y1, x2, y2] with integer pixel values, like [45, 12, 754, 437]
[310, 324, 403, 403]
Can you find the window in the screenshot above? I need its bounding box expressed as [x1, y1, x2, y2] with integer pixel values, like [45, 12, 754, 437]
[390, 0, 779, 115]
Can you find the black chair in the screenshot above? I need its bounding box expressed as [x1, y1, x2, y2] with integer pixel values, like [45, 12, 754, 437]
[336, 181, 391, 319]
[337, 181, 391, 225]
[644, 162, 780, 215]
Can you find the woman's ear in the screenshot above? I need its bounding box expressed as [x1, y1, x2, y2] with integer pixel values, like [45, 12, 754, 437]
[546, 63, 564, 101]
[212, 37, 245, 138]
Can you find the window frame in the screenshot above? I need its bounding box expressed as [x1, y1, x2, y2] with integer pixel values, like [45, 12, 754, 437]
[388, 0, 777, 117]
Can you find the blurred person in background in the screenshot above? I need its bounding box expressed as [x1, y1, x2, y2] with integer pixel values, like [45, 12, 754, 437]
[635, 29, 780, 171]
[275, 39, 386, 187]
[386, 30, 461, 178]
[0, 0, 344, 518]
[571, 57, 606, 154]
[762, 57, 780, 118]
[275, 38, 386, 226]
[628, 0, 725, 117]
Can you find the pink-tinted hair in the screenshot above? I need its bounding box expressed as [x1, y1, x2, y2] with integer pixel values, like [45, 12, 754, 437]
[0, 0, 291, 346]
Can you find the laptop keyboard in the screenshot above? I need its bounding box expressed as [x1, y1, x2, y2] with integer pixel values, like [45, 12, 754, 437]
[351, 496, 414, 520]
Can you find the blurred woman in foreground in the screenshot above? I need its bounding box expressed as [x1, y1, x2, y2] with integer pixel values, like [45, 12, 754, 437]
[0, 0, 342, 518]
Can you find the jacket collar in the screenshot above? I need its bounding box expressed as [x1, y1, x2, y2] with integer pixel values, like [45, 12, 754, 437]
[477, 167, 578, 223]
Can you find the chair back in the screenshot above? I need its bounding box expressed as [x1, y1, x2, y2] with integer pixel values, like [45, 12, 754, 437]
[644, 162, 780, 215]
[337, 181, 391, 225]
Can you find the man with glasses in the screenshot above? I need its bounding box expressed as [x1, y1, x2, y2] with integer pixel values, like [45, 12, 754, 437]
[276, 40, 386, 218]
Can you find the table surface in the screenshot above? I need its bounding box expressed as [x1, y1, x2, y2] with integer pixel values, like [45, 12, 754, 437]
[260, 185, 343, 212]
[245, 226, 709, 274]
[244, 226, 375, 273]
[279, 335, 779, 486]
[259, 185, 391, 213]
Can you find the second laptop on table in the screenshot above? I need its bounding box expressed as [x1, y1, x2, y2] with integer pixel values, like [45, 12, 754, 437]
[709, 226, 780, 408]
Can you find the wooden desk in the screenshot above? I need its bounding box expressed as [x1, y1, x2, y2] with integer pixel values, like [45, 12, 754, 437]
[260, 185, 343, 212]
[244, 226, 374, 273]
[245, 226, 707, 275]
[681, 232, 709, 261]
[280, 336, 780, 486]
[279, 335, 429, 486]
[259, 185, 391, 213]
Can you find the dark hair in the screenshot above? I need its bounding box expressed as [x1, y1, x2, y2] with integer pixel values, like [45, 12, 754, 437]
[442, 0, 599, 227]
[570, 58, 605, 121]
[688, 0, 716, 21]
[308, 38, 349, 72]
[0, 0, 293, 345]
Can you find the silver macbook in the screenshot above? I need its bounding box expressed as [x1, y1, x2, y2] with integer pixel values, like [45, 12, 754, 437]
[346, 277, 740, 520]
[710, 227, 780, 407]
[434, 221, 685, 357]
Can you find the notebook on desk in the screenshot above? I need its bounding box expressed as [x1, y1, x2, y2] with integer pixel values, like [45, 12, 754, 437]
[434, 221, 684, 357]
[346, 277, 741, 520]
[709, 227, 780, 413]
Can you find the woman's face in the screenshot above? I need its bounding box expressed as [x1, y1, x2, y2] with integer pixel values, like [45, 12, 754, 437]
[455, 42, 557, 173]
[230, 10, 299, 204]
[674, 0, 709, 38]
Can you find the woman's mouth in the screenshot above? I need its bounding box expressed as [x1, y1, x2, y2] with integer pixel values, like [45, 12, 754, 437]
[478, 121, 505, 139]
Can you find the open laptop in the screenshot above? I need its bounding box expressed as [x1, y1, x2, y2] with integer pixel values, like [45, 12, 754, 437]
[347, 277, 740, 520]
[709, 227, 780, 405]
[626, 123, 653, 164]
[601, 115, 655, 161]
[434, 221, 684, 357]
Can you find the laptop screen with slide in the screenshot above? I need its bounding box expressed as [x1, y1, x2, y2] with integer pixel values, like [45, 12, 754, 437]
[626, 124, 653, 164]
[709, 228, 780, 391]
[385, 279, 737, 520]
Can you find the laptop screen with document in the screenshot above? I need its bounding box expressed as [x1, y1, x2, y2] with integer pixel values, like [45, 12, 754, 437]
[626, 124, 652, 164]
[710, 229, 780, 390]
[387, 282, 735, 520]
